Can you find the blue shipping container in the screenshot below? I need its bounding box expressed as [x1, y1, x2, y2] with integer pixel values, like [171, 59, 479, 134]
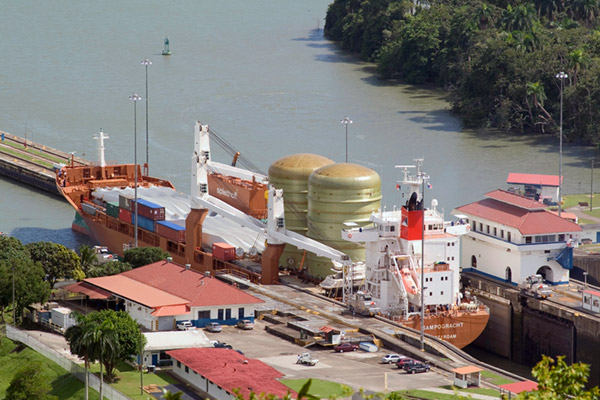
[131, 214, 155, 232]
[135, 198, 163, 209]
[156, 220, 186, 231]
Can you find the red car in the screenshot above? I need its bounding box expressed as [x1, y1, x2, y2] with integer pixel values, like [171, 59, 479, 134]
[334, 342, 359, 352]
[396, 358, 417, 368]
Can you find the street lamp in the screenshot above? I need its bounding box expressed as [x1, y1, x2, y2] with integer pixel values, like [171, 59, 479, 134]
[583, 271, 589, 288]
[556, 71, 568, 217]
[591, 157, 595, 212]
[129, 93, 142, 247]
[141, 58, 152, 175]
[416, 159, 429, 351]
[340, 116, 352, 163]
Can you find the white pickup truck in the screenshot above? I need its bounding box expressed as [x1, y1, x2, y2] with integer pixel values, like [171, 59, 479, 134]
[296, 352, 318, 366]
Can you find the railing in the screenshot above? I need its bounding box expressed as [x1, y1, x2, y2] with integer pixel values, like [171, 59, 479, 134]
[6, 325, 130, 400]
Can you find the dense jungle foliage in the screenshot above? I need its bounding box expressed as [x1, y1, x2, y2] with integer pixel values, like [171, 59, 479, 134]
[325, 0, 600, 144]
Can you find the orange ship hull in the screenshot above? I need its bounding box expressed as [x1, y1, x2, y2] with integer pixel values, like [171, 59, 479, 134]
[56, 162, 267, 284]
[395, 309, 490, 349]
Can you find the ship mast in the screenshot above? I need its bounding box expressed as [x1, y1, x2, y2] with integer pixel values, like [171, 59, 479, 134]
[94, 129, 109, 168]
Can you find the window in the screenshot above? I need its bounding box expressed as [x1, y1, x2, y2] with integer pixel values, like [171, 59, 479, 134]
[390, 226, 395, 232]
[494, 227, 497, 236]
[429, 292, 433, 296]
[501, 230, 504, 238]
[472, 221, 476, 231]
[507, 232, 511, 242]
[441, 291, 444, 296]
[559, 234, 565, 241]
[185, 366, 189, 374]
[238, 308, 245, 319]
[177, 361, 181, 368]
[479, 223, 483, 231]
[471, 255, 477, 268]
[217, 309, 224, 320]
[225, 308, 232, 319]
[486, 225, 490, 234]
[535, 235, 557, 243]
[525, 236, 532, 244]
[198, 310, 210, 319]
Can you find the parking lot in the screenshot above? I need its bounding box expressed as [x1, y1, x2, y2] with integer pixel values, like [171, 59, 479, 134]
[203, 320, 452, 394]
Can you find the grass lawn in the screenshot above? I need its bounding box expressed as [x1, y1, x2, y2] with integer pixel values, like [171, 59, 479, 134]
[440, 385, 500, 396]
[562, 194, 600, 209]
[281, 378, 353, 398]
[0, 334, 101, 399]
[480, 370, 515, 386]
[88, 360, 180, 399]
[2, 139, 68, 164]
[0, 145, 55, 169]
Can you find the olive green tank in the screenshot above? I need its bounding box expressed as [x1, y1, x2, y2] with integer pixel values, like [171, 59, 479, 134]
[306, 163, 382, 278]
[268, 154, 335, 270]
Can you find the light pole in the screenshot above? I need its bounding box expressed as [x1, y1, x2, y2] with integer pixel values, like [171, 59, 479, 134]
[556, 71, 568, 217]
[12, 264, 15, 324]
[141, 58, 152, 175]
[340, 116, 352, 163]
[583, 271, 589, 288]
[417, 160, 429, 351]
[592, 157, 595, 212]
[129, 93, 142, 247]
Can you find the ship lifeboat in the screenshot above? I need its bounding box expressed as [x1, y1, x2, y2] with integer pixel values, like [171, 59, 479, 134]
[401, 267, 418, 296]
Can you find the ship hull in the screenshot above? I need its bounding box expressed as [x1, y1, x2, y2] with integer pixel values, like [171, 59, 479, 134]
[396, 310, 490, 349]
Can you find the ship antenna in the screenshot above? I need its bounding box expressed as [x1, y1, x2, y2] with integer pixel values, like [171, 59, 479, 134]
[93, 129, 109, 167]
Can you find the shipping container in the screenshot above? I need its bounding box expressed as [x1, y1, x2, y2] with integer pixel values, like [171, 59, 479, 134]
[155, 220, 186, 242]
[212, 242, 236, 261]
[133, 198, 166, 221]
[119, 193, 134, 211]
[81, 202, 97, 216]
[106, 201, 119, 218]
[119, 208, 132, 223]
[51, 307, 75, 330]
[132, 213, 155, 232]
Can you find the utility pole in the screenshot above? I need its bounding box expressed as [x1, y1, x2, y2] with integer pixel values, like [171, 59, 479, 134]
[592, 157, 595, 212]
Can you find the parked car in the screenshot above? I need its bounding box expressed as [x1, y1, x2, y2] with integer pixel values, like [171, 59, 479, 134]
[334, 342, 359, 353]
[381, 354, 405, 364]
[213, 341, 233, 349]
[403, 362, 430, 374]
[205, 322, 222, 332]
[176, 321, 194, 331]
[236, 319, 254, 330]
[396, 358, 417, 369]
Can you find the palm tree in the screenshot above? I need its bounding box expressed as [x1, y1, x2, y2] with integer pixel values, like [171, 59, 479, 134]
[78, 245, 97, 276]
[84, 319, 119, 400]
[65, 314, 93, 400]
[568, 48, 587, 86]
[526, 81, 553, 132]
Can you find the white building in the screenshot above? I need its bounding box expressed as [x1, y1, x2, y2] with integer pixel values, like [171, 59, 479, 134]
[69, 259, 264, 331]
[454, 190, 581, 285]
[506, 173, 560, 204]
[141, 330, 213, 367]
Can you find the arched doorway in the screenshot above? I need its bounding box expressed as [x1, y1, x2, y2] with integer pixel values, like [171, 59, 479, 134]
[471, 255, 477, 268]
[536, 266, 553, 283]
[505, 267, 512, 283]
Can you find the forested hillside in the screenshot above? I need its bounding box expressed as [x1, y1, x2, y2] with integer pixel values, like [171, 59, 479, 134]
[325, 0, 600, 144]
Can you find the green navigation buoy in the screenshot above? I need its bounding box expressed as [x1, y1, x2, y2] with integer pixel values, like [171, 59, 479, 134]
[162, 37, 171, 56]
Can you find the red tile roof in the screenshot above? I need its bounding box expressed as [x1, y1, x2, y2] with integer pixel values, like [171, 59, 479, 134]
[167, 348, 295, 399]
[85, 275, 189, 308]
[82, 261, 263, 311]
[121, 261, 264, 307]
[485, 190, 546, 210]
[507, 173, 561, 187]
[64, 282, 111, 299]
[456, 195, 581, 235]
[151, 304, 190, 317]
[499, 380, 538, 394]
[452, 366, 483, 374]
[583, 289, 600, 297]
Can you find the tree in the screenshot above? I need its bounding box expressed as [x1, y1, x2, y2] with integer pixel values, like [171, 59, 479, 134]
[516, 355, 600, 399]
[26, 241, 82, 288]
[85, 309, 146, 380]
[87, 260, 132, 278]
[11, 258, 51, 324]
[78, 244, 98, 276]
[84, 318, 119, 400]
[123, 246, 169, 268]
[66, 313, 95, 400]
[526, 81, 553, 132]
[0, 236, 29, 320]
[5, 362, 58, 400]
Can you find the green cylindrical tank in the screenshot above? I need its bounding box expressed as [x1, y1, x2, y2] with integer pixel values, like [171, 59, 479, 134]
[268, 154, 335, 270]
[306, 163, 382, 278]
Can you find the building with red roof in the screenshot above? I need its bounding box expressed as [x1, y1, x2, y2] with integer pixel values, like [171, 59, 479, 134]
[167, 347, 296, 400]
[506, 172, 561, 204]
[70, 259, 264, 331]
[454, 190, 581, 285]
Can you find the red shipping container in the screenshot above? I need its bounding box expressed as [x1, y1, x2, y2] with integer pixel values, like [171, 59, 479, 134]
[119, 208, 132, 223]
[155, 220, 186, 243]
[212, 242, 236, 261]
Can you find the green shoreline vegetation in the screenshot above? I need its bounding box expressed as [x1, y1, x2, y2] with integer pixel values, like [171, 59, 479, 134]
[325, 0, 600, 145]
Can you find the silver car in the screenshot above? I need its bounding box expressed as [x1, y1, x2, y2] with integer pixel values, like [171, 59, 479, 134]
[205, 322, 222, 332]
[381, 354, 404, 364]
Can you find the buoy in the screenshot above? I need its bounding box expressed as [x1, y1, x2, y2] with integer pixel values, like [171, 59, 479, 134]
[162, 37, 171, 56]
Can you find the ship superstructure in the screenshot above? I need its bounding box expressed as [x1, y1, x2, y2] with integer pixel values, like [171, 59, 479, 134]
[341, 160, 489, 348]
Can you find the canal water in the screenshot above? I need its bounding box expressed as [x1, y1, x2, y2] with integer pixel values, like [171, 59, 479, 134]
[0, 0, 594, 379]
